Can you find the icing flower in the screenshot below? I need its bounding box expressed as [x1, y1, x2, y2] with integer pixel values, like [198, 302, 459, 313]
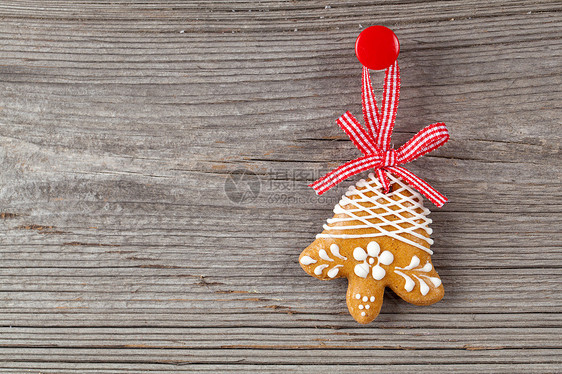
[353, 241, 394, 280]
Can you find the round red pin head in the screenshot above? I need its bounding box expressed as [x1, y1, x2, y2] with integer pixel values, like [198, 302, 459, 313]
[355, 25, 400, 70]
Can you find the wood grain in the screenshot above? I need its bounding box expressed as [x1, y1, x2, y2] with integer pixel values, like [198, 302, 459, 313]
[0, 0, 561, 372]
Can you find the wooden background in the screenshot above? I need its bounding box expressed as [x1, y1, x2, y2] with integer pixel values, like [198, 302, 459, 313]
[0, 1, 560, 372]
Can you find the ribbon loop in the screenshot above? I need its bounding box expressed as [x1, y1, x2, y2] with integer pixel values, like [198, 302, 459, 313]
[397, 123, 449, 164]
[336, 111, 378, 156]
[309, 62, 449, 207]
[361, 66, 380, 140]
[377, 61, 400, 151]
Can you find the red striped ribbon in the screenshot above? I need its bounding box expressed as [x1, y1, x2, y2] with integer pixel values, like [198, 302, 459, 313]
[309, 62, 450, 207]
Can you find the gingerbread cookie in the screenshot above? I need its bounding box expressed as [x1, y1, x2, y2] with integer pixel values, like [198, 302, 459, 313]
[300, 173, 443, 324]
[300, 28, 449, 324]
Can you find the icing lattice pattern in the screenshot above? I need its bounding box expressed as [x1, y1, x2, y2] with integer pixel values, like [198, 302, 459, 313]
[316, 173, 434, 254]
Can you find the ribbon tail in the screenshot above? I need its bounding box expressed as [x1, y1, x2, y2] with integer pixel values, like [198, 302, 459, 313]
[387, 166, 448, 207]
[309, 155, 380, 195]
[396, 123, 449, 164]
[361, 66, 380, 140]
[375, 169, 391, 193]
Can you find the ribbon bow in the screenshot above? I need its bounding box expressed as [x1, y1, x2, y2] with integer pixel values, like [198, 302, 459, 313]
[309, 62, 450, 207]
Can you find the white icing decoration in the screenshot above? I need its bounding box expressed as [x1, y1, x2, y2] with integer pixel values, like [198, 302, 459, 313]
[329, 244, 347, 260]
[370, 296, 375, 302]
[361, 312, 366, 316]
[300, 256, 317, 265]
[327, 265, 343, 279]
[421, 275, 442, 287]
[421, 263, 433, 272]
[396, 258, 432, 274]
[314, 264, 329, 275]
[351, 244, 394, 280]
[403, 256, 420, 270]
[395, 256, 440, 294]
[355, 293, 361, 299]
[354, 263, 369, 278]
[394, 270, 415, 292]
[362, 296, 368, 302]
[365, 304, 370, 309]
[316, 174, 434, 254]
[318, 249, 333, 262]
[372, 264, 386, 280]
[366, 241, 380, 257]
[358, 304, 364, 309]
[430, 277, 441, 287]
[378, 250, 394, 265]
[353, 247, 367, 261]
[414, 275, 430, 296]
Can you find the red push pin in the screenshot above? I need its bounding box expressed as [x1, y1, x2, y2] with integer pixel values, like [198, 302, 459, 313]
[355, 25, 400, 70]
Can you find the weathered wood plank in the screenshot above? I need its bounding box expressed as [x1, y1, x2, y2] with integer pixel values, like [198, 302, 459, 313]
[0, 0, 560, 372]
[0, 347, 560, 364]
[0, 363, 558, 374]
[0, 326, 560, 349]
